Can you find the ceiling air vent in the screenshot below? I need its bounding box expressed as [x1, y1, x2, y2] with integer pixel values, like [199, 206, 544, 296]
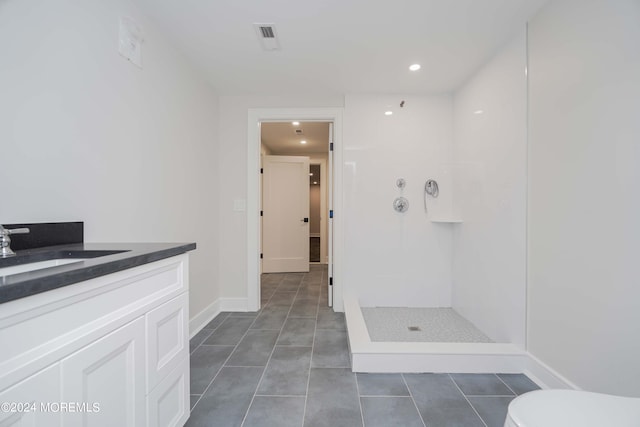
[254, 23, 280, 51]
[260, 26, 275, 38]
[295, 129, 303, 135]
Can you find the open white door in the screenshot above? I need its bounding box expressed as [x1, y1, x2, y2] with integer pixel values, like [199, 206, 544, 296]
[263, 155, 310, 273]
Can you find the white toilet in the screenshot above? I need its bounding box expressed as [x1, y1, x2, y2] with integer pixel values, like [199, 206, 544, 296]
[504, 389, 640, 427]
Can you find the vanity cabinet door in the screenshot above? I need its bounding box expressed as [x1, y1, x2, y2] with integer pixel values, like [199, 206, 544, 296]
[146, 293, 189, 393]
[147, 355, 189, 427]
[0, 364, 61, 427]
[61, 317, 146, 427]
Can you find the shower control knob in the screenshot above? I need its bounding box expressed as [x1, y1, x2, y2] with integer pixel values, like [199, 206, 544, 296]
[393, 197, 409, 213]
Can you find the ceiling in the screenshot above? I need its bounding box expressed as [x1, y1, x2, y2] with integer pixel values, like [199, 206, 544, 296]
[134, 0, 549, 95]
[262, 122, 330, 155]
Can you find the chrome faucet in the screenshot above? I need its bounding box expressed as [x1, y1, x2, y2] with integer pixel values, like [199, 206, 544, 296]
[0, 225, 30, 258]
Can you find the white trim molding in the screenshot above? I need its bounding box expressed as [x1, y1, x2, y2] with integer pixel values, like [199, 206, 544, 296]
[189, 297, 250, 338]
[189, 299, 222, 338]
[524, 352, 581, 390]
[220, 298, 249, 312]
[247, 107, 344, 312]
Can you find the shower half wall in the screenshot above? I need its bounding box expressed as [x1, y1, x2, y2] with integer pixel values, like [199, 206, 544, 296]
[342, 29, 527, 373]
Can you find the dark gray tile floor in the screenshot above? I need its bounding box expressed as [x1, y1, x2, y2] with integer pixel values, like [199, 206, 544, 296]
[187, 266, 540, 427]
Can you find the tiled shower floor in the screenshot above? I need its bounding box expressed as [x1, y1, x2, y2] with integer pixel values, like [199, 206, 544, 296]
[187, 266, 539, 427]
[361, 307, 493, 343]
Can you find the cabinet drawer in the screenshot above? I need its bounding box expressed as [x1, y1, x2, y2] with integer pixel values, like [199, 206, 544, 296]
[146, 293, 189, 393]
[147, 355, 189, 427]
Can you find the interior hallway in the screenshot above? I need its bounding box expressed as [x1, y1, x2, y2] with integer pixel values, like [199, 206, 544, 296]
[187, 265, 539, 426]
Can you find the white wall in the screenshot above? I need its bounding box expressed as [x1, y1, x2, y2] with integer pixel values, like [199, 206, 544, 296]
[451, 30, 527, 346]
[0, 0, 220, 323]
[528, 0, 640, 396]
[218, 96, 343, 302]
[343, 94, 454, 307]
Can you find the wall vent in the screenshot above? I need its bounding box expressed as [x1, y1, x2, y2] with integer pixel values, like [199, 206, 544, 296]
[260, 26, 275, 38]
[253, 23, 280, 51]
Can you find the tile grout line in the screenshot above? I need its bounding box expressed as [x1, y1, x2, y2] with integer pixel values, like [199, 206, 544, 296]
[189, 311, 231, 355]
[240, 271, 305, 427]
[304, 366, 351, 369]
[448, 374, 489, 427]
[354, 373, 366, 427]
[359, 394, 420, 398]
[255, 393, 307, 398]
[495, 373, 519, 396]
[301, 266, 324, 427]
[401, 373, 427, 427]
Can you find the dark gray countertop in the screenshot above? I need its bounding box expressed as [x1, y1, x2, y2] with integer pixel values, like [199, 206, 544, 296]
[0, 242, 196, 304]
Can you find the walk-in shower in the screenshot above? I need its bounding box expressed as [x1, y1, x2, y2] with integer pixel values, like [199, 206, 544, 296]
[341, 28, 528, 374]
[344, 166, 525, 373]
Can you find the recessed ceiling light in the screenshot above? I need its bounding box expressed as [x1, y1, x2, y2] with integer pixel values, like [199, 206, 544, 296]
[300, 140, 307, 144]
[409, 64, 421, 71]
[384, 111, 393, 116]
[474, 110, 484, 115]
[292, 121, 300, 126]
[309, 173, 313, 176]
[313, 181, 318, 185]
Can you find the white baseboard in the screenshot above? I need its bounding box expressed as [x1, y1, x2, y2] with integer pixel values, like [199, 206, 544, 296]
[189, 299, 222, 338]
[189, 297, 250, 338]
[220, 297, 249, 312]
[524, 352, 581, 390]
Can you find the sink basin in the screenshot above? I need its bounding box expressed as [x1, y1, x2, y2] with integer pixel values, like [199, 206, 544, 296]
[0, 259, 84, 276]
[0, 249, 130, 277]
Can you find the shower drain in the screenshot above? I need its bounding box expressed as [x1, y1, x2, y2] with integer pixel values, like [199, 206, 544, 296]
[408, 326, 421, 331]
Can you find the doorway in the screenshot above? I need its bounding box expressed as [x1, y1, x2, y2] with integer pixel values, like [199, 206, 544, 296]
[247, 108, 343, 312]
[260, 122, 329, 273]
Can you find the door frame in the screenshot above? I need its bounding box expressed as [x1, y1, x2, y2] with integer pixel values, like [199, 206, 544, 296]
[247, 108, 344, 312]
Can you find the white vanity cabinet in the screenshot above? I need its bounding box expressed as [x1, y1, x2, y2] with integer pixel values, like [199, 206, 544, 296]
[0, 254, 190, 427]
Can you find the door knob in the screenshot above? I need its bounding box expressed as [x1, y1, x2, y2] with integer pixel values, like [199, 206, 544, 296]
[301, 218, 309, 223]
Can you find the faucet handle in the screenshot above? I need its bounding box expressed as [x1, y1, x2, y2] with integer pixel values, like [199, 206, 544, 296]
[0, 225, 31, 237]
[4, 227, 31, 234]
